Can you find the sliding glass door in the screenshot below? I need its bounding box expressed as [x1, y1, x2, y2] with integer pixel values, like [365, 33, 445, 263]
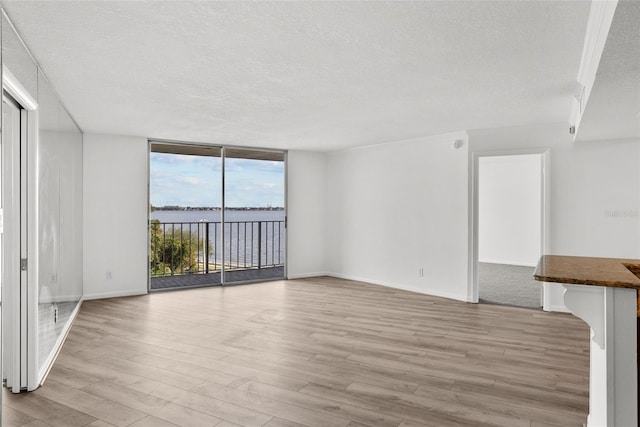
[223, 148, 286, 284]
[149, 143, 223, 290]
[149, 143, 285, 290]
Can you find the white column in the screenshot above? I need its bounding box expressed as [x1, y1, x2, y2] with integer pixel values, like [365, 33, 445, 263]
[563, 284, 637, 427]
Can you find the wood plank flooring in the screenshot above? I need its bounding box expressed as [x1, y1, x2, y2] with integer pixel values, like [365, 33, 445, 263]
[3, 277, 590, 426]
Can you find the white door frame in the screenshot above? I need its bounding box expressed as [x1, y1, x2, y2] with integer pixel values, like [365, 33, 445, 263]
[3, 92, 22, 392]
[2, 65, 39, 392]
[468, 148, 550, 306]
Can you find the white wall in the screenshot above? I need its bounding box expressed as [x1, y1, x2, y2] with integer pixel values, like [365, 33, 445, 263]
[469, 123, 640, 311]
[286, 150, 327, 278]
[478, 155, 541, 266]
[326, 132, 470, 301]
[83, 134, 149, 299]
[83, 139, 328, 297]
[552, 138, 640, 257]
[80, 124, 639, 312]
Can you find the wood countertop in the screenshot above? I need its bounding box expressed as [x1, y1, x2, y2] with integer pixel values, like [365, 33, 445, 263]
[534, 255, 640, 317]
[534, 255, 640, 289]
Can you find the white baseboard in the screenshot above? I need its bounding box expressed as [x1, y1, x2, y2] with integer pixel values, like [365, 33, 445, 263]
[35, 300, 82, 390]
[287, 272, 329, 280]
[38, 294, 83, 304]
[326, 272, 467, 303]
[82, 289, 148, 301]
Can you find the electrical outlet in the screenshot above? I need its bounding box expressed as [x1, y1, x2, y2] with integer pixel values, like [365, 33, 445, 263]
[53, 305, 58, 323]
[50, 273, 57, 284]
[418, 267, 424, 277]
[106, 271, 113, 280]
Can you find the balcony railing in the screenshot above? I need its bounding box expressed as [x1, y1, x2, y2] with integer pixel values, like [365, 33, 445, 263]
[150, 220, 285, 278]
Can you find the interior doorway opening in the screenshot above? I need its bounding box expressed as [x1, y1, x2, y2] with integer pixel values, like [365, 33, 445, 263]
[148, 142, 286, 291]
[476, 153, 545, 309]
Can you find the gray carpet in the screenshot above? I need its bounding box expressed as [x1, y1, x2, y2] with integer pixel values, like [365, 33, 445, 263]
[479, 263, 541, 309]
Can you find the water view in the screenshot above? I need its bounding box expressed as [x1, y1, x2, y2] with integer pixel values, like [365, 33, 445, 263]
[150, 208, 285, 284]
[149, 148, 286, 287]
[150, 208, 284, 223]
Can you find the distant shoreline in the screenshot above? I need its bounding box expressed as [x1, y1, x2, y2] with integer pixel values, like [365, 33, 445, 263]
[151, 206, 284, 212]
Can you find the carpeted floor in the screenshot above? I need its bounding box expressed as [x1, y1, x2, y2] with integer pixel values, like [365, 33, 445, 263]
[479, 262, 541, 309]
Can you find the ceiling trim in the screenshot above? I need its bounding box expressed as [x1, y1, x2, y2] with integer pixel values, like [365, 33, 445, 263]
[3, 65, 38, 110]
[569, 0, 618, 138]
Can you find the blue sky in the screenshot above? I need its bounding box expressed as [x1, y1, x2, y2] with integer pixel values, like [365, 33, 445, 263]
[150, 153, 285, 208]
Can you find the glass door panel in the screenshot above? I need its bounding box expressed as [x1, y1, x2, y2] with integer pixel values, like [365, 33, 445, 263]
[149, 143, 222, 290]
[223, 148, 286, 284]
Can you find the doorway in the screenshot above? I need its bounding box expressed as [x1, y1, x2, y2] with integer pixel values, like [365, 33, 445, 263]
[148, 143, 286, 290]
[471, 151, 548, 308]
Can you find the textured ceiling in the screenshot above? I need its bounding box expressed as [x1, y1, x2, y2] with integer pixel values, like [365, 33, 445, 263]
[577, 0, 640, 141]
[0, 1, 590, 151]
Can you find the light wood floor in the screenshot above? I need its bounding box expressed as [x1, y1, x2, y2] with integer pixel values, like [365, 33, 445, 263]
[3, 277, 590, 426]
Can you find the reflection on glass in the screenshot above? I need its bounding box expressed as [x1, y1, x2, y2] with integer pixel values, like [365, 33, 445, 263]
[37, 70, 83, 370]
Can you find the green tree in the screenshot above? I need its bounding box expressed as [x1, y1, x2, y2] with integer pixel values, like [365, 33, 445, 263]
[150, 219, 201, 276]
[149, 219, 165, 275]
